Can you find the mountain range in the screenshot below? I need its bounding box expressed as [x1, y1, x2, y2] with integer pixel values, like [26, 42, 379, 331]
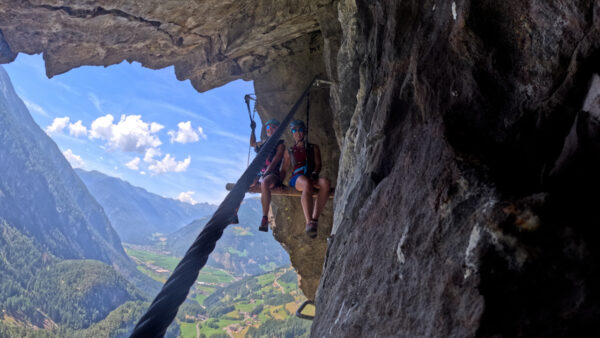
[76, 168, 216, 244]
[0, 63, 293, 336]
[163, 198, 290, 276]
[0, 65, 159, 332]
[74, 168, 291, 277]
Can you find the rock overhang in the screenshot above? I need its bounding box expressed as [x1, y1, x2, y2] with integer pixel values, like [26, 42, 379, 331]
[0, 0, 331, 92]
[0, 0, 341, 301]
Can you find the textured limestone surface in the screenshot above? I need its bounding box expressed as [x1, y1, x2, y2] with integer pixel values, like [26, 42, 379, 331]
[0, 0, 331, 91]
[314, 0, 600, 336]
[252, 32, 338, 300]
[0, 0, 339, 301]
[2, 0, 600, 336]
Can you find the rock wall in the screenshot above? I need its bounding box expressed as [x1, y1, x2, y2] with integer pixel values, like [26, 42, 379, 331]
[0, 0, 339, 301]
[2, 0, 600, 336]
[314, 0, 600, 336]
[0, 0, 330, 91]
[253, 31, 338, 300]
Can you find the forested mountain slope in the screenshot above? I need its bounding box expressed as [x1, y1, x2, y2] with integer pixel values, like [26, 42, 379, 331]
[76, 168, 216, 244]
[0, 220, 144, 331]
[0, 64, 159, 317]
[164, 198, 290, 276]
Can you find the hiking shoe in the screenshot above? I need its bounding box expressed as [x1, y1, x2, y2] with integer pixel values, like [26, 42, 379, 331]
[258, 216, 269, 232]
[305, 219, 318, 238]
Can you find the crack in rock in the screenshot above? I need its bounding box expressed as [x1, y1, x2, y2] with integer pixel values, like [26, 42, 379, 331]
[33, 3, 180, 45]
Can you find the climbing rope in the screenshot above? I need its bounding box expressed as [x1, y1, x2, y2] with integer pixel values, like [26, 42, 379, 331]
[130, 77, 316, 338]
[296, 300, 315, 320]
[244, 94, 257, 167]
[306, 91, 310, 143]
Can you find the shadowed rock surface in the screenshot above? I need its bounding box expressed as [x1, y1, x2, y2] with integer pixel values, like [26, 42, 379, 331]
[1, 0, 600, 336]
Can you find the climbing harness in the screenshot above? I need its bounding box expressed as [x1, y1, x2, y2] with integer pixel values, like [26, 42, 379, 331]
[296, 300, 315, 320]
[130, 78, 318, 338]
[225, 82, 335, 198]
[245, 94, 257, 167]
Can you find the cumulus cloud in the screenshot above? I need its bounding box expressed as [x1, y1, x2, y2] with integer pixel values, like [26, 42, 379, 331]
[176, 191, 198, 205]
[89, 114, 163, 153]
[63, 149, 85, 168]
[125, 157, 141, 170]
[168, 121, 205, 144]
[151, 122, 164, 133]
[148, 154, 191, 174]
[45, 116, 70, 134]
[89, 114, 114, 139]
[144, 147, 162, 163]
[68, 120, 87, 137]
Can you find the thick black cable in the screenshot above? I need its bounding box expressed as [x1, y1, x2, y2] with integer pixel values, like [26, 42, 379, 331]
[296, 300, 315, 320]
[306, 92, 310, 143]
[130, 77, 316, 338]
[245, 94, 257, 167]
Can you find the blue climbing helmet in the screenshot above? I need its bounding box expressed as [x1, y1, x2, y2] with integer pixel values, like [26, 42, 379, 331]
[289, 120, 306, 132]
[265, 118, 280, 127]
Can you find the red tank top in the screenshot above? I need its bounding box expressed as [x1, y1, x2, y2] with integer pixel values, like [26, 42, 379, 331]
[291, 144, 308, 175]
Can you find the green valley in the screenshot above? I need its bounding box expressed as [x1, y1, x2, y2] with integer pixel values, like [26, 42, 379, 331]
[124, 246, 312, 337]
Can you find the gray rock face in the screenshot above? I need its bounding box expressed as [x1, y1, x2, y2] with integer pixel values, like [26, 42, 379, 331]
[0, 0, 333, 91]
[314, 0, 600, 336]
[252, 30, 338, 300]
[2, 0, 600, 336]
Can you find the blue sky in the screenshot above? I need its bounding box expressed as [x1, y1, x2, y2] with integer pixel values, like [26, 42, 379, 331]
[4, 54, 260, 204]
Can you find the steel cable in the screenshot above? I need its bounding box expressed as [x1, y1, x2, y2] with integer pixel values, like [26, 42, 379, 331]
[130, 77, 315, 337]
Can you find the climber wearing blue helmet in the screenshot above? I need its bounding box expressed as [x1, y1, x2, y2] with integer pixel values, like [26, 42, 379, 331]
[287, 120, 331, 238]
[250, 118, 286, 232]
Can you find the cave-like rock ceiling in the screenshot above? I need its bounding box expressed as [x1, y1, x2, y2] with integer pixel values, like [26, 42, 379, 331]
[2, 1, 600, 337]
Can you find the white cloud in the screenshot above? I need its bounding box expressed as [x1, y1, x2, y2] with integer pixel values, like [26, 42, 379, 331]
[140, 171, 146, 175]
[88, 92, 102, 113]
[62, 149, 85, 168]
[198, 171, 226, 185]
[196, 156, 240, 166]
[68, 120, 88, 137]
[89, 114, 114, 139]
[168, 121, 204, 144]
[151, 122, 164, 133]
[53, 80, 77, 94]
[22, 98, 49, 117]
[148, 154, 191, 174]
[198, 126, 207, 140]
[211, 129, 248, 143]
[125, 157, 141, 170]
[89, 114, 162, 153]
[153, 101, 207, 122]
[45, 116, 70, 134]
[176, 191, 198, 205]
[144, 147, 162, 163]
